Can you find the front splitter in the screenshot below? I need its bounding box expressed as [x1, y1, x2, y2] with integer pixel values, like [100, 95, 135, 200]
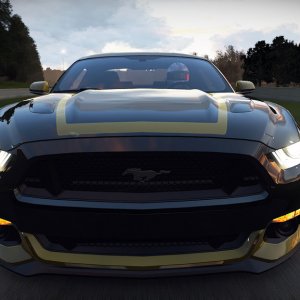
[1, 226, 300, 277]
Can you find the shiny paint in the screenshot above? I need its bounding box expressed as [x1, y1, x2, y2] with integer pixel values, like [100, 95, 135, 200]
[0, 89, 298, 151]
[56, 90, 228, 136]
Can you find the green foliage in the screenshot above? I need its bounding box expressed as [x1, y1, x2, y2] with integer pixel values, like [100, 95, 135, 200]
[0, 81, 28, 88]
[0, 0, 43, 82]
[0, 96, 34, 108]
[242, 41, 272, 86]
[0, 0, 11, 29]
[213, 45, 244, 86]
[243, 36, 300, 86]
[0, 0, 12, 77]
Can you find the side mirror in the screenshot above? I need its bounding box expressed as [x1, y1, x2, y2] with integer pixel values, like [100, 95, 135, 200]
[30, 81, 50, 95]
[235, 80, 255, 94]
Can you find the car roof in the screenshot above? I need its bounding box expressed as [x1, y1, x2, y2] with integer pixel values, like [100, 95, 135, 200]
[78, 52, 207, 61]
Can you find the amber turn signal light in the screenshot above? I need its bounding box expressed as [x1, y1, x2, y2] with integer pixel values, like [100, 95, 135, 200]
[0, 218, 12, 226]
[273, 209, 300, 223]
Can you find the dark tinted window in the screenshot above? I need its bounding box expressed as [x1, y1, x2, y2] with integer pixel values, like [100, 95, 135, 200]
[53, 56, 232, 93]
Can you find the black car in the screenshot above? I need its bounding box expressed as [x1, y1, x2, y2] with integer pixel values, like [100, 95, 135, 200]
[0, 53, 300, 277]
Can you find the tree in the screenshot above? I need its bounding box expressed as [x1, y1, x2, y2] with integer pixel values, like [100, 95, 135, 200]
[242, 41, 272, 86]
[242, 36, 300, 86]
[0, 0, 11, 29]
[269, 36, 298, 86]
[8, 15, 43, 81]
[0, 0, 43, 82]
[213, 45, 244, 86]
[295, 44, 300, 84]
[0, 0, 12, 77]
[43, 67, 63, 86]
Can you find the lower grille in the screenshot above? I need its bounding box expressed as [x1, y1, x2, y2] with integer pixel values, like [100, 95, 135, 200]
[21, 152, 268, 197]
[37, 232, 249, 255]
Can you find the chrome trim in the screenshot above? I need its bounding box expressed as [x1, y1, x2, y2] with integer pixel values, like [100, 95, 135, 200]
[15, 190, 269, 210]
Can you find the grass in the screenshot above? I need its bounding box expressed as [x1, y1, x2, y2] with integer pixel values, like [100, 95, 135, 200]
[0, 96, 34, 108]
[0, 81, 29, 89]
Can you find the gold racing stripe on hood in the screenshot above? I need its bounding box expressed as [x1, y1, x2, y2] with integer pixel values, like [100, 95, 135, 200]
[56, 95, 228, 136]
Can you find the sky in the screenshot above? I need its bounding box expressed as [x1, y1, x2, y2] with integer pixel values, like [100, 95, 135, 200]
[11, 0, 300, 70]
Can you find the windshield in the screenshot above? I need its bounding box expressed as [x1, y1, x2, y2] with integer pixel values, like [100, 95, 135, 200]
[52, 55, 233, 93]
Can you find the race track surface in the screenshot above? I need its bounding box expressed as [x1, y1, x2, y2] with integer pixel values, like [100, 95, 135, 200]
[250, 87, 300, 102]
[0, 88, 32, 100]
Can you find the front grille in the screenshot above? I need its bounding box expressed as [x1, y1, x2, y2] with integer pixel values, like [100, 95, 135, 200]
[21, 152, 268, 197]
[37, 232, 249, 255]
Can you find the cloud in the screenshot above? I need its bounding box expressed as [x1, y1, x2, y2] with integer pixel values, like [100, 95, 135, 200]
[11, 0, 192, 68]
[212, 23, 300, 54]
[11, 0, 300, 68]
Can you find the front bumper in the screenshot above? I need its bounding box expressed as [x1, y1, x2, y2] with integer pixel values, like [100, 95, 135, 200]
[1, 223, 300, 277]
[1, 137, 300, 276]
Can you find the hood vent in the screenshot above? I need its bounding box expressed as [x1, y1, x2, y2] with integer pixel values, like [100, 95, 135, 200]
[229, 101, 253, 113]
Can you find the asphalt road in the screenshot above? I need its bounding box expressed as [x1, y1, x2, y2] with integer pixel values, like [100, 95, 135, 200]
[0, 251, 299, 299]
[0, 88, 32, 100]
[249, 87, 300, 102]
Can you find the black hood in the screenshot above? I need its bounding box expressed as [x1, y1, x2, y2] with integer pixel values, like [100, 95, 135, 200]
[0, 89, 298, 151]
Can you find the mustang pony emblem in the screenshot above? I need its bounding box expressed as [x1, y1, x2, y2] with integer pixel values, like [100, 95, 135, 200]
[122, 168, 171, 182]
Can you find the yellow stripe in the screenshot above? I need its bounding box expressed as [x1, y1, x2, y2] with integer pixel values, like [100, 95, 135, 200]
[56, 95, 228, 136]
[253, 225, 300, 261]
[24, 232, 257, 268]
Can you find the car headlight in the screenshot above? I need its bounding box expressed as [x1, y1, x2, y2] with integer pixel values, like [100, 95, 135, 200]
[272, 141, 300, 170]
[0, 150, 11, 172]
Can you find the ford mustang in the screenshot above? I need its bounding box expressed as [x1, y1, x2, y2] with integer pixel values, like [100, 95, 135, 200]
[0, 53, 300, 277]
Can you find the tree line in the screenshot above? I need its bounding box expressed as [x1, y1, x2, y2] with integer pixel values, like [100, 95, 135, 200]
[0, 0, 43, 82]
[212, 36, 300, 87]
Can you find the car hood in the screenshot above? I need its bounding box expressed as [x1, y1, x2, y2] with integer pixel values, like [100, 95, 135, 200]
[0, 89, 298, 150]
